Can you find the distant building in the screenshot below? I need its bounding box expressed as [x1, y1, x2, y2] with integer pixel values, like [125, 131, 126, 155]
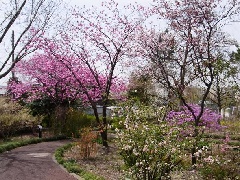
[0, 85, 6, 96]
[85, 105, 121, 117]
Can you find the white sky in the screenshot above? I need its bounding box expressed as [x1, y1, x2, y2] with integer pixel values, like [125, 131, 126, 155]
[65, 0, 240, 43]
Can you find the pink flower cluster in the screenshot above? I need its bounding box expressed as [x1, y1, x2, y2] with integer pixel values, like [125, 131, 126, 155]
[8, 50, 127, 104]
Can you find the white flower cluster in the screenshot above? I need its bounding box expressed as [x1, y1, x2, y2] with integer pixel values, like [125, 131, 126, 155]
[203, 156, 214, 164]
[194, 146, 209, 157]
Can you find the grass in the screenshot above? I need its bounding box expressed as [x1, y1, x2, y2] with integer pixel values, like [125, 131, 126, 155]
[0, 135, 67, 153]
[221, 119, 240, 135]
[202, 119, 240, 147]
[54, 143, 105, 180]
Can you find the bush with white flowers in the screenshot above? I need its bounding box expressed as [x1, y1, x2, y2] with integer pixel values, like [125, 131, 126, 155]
[116, 102, 187, 180]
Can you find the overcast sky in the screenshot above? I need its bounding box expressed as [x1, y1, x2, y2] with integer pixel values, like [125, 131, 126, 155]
[65, 0, 240, 43]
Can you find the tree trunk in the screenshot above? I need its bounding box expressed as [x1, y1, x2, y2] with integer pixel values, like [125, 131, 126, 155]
[100, 129, 108, 147]
[191, 127, 199, 166]
[101, 105, 109, 148]
[92, 103, 109, 147]
[191, 147, 197, 166]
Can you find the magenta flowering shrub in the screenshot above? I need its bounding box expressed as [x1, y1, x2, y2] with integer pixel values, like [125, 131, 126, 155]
[166, 104, 222, 135]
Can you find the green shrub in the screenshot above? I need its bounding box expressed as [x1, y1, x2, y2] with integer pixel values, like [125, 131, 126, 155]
[49, 107, 96, 137]
[198, 150, 240, 180]
[196, 134, 240, 180]
[0, 98, 41, 140]
[221, 119, 240, 135]
[109, 116, 125, 130]
[64, 109, 96, 137]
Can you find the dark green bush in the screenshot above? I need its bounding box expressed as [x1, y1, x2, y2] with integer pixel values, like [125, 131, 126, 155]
[63, 109, 96, 137]
[198, 146, 240, 180]
[48, 107, 96, 137]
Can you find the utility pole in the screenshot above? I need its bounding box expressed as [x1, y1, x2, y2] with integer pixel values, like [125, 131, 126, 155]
[11, 30, 15, 79]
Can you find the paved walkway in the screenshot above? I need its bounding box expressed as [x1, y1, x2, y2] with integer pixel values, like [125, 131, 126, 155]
[0, 140, 78, 180]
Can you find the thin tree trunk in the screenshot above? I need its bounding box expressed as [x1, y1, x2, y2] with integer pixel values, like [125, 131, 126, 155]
[191, 127, 199, 166]
[101, 105, 108, 148]
[92, 104, 109, 147]
[100, 130, 108, 147]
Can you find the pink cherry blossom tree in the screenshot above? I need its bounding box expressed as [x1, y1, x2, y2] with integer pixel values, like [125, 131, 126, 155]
[136, 0, 240, 164]
[8, 53, 82, 104]
[8, 41, 127, 140]
[49, 0, 146, 147]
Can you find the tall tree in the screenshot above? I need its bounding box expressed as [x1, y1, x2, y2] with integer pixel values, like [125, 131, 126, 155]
[137, 0, 240, 164]
[8, 49, 125, 132]
[0, 0, 60, 79]
[210, 55, 239, 115]
[47, 0, 146, 147]
[8, 36, 127, 146]
[8, 53, 83, 103]
[205, 48, 240, 118]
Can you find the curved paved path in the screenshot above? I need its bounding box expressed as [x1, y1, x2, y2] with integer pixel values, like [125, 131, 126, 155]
[0, 140, 78, 180]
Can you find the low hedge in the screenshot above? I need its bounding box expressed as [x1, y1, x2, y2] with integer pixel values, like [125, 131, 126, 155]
[0, 135, 67, 153]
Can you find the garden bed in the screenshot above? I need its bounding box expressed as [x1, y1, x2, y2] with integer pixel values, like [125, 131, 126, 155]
[63, 140, 124, 179]
[61, 130, 240, 180]
[63, 141, 205, 180]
